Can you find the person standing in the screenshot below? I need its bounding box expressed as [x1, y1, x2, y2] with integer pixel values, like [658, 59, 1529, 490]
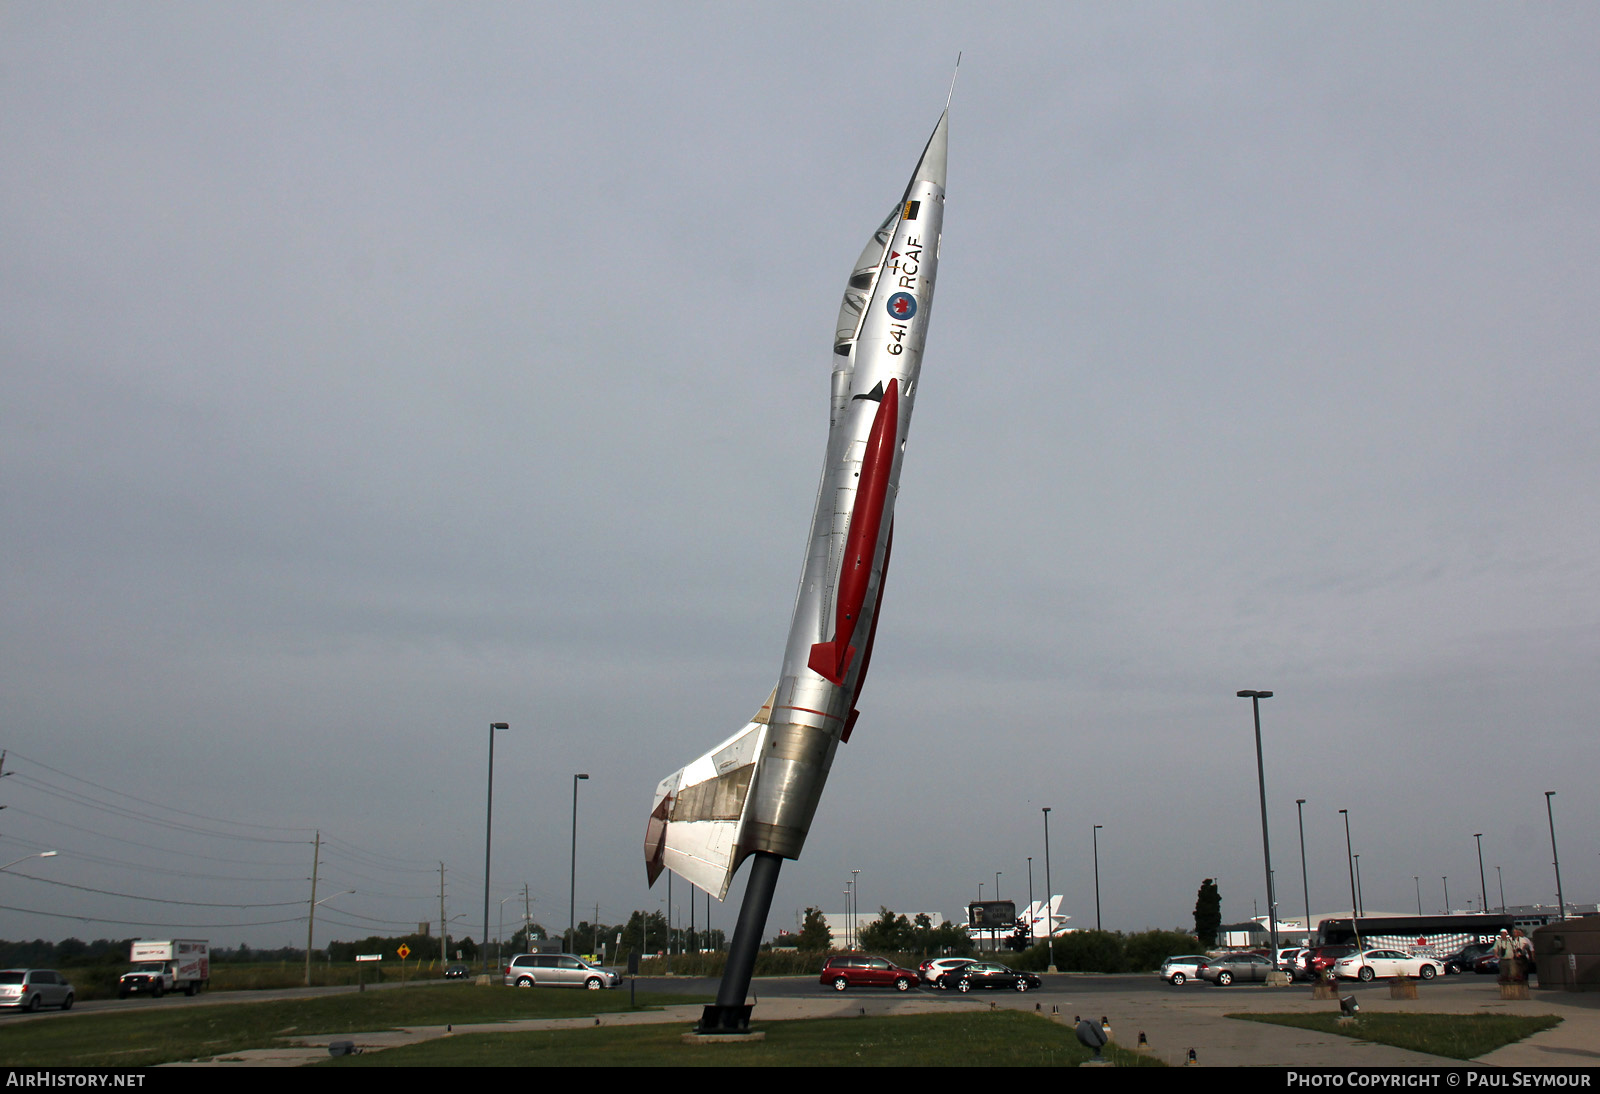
[1511, 928, 1534, 982]
[1493, 929, 1516, 984]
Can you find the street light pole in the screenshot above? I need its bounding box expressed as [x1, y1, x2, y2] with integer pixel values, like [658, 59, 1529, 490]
[1544, 791, 1566, 920]
[1474, 833, 1489, 916]
[1237, 691, 1279, 965]
[483, 722, 507, 976]
[994, 871, 1002, 952]
[1092, 826, 1103, 932]
[1027, 857, 1035, 944]
[568, 773, 589, 951]
[1354, 854, 1363, 917]
[1442, 876, 1450, 914]
[1042, 807, 1055, 972]
[852, 868, 860, 951]
[1295, 800, 1310, 944]
[1414, 875, 1422, 916]
[0, 844, 56, 870]
[1339, 809, 1362, 951]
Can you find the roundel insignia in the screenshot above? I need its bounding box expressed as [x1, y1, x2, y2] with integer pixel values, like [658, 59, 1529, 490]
[886, 292, 917, 320]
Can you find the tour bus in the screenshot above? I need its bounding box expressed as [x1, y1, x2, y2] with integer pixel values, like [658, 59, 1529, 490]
[1314, 913, 1555, 963]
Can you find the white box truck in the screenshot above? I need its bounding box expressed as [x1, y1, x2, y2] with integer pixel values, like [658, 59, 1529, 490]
[118, 939, 210, 998]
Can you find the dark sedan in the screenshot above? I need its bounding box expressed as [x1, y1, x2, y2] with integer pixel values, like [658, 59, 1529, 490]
[1441, 944, 1494, 974]
[943, 961, 1042, 993]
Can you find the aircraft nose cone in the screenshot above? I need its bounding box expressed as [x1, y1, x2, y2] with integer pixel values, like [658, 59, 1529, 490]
[912, 110, 947, 191]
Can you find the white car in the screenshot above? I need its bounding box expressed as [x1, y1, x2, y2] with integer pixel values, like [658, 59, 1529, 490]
[1333, 949, 1442, 982]
[1158, 955, 1209, 985]
[917, 957, 975, 987]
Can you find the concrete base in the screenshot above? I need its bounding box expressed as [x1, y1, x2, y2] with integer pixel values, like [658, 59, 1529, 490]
[1500, 982, 1531, 1000]
[682, 1031, 767, 1044]
[1266, 971, 1292, 987]
[1312, 980, 1338, 1000]
[1390, 978, 1418, 1000]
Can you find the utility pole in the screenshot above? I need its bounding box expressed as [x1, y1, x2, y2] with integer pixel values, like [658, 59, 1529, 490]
[303, 830, 321, 987]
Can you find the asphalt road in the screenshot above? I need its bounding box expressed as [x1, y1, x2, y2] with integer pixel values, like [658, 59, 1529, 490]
[3, 968, 1507, 1022]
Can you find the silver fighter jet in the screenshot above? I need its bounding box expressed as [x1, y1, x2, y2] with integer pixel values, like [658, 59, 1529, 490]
[646, 109, 948, 902]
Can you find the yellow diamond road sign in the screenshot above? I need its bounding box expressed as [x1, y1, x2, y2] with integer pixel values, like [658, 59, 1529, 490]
[397, 944, 411, 959]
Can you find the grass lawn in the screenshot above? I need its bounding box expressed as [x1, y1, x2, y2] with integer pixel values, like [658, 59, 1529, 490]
[0, 985, 709, 1067]
[1230, 1012, 1562, 1061]
[318, 1010, 1165, 1067]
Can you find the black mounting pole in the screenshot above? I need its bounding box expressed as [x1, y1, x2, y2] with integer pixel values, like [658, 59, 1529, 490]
[696, 851, 783, 1034]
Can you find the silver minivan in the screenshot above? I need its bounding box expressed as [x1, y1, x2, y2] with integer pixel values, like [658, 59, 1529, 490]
[0, 969, 75, 1011]
[502, 953, 620, 989]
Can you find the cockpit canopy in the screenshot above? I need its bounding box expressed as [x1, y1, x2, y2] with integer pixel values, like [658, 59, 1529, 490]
[833, 206, 900, 356]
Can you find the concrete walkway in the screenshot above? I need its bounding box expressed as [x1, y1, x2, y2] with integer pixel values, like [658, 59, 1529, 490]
[167, 977, 1600, 1068]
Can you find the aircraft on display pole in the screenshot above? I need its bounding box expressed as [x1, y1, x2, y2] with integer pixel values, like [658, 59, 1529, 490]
[645, 97, 951, 1035]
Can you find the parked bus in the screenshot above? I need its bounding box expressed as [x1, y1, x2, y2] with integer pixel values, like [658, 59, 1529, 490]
[1316, 914, 1556, 960]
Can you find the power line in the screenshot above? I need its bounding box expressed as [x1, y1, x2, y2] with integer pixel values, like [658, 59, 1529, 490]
[0, 749, 315, 834]
[0, 838, 304, 883]
[4, 871, 309, 909]
[1, 807, 308, 867]
[9, 773, 308, 844]
[0, 903, 307, 930]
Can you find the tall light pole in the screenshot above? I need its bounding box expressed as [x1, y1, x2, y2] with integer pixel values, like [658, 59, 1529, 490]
[1544, 791, 1566, 920]
[1442, 876, 1450, 914]
[1295, 799, 1310, 944]
[1354, 855, 1364, 917]
[994, 871, 1002, 952]
[569, 772, 589, 951]
[1091, 825, 1103, 932]
[1496, 866, 1506, 914]
[1414, 875, 1422, 915]
[852, 868, 861, 950]
[843, 883, 853, 950]
[483, 722, 507, 976]
[1042, 807, 1055, 972]
[1339, 809, 1361, 951]
[1237, 690, 1279, 963]
[1474, 833, 1488, 916]
[1027, 857, 1035, 943]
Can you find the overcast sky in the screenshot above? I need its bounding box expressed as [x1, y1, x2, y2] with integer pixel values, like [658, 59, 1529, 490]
[2, 2, 1595, 952]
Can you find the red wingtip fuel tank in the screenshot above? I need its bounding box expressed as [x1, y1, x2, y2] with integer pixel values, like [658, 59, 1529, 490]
[647, 106, 948, 901]
[808, 378, 899, 687]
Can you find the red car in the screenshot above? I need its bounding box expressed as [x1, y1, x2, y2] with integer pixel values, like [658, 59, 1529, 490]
[1299, 945, 1357, 980]
[819, 954, 919, 992]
